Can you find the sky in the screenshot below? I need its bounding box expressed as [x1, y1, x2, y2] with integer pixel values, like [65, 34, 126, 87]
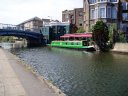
[0, 0, 83, 25]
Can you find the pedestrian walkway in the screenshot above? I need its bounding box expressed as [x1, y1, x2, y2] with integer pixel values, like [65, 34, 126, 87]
[0, 48, 26, 96]
[0, 48, 61, 96]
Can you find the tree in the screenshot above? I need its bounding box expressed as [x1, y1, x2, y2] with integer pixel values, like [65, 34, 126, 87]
[92, 21, 109, 51]
[76, 27, 85, 33]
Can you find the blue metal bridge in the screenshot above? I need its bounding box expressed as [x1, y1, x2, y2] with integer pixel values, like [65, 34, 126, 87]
[0, 23, 45, 47]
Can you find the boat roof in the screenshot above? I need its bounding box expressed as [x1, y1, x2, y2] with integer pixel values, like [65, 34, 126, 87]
[60, 33, 92, 38]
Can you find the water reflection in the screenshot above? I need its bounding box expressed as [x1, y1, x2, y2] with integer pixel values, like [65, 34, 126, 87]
[0, 42, 13, 49]
[11, 47, 128, 96]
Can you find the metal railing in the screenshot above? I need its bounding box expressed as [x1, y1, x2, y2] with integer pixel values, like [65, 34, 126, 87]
[0, 23, 40, 32]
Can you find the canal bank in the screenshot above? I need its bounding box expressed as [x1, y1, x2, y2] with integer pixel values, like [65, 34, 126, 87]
[111, 43, 128, 54]
[0, 48, 66, 96]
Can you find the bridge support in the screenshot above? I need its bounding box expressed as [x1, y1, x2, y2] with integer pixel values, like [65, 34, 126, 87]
[27, 38, 45, 47]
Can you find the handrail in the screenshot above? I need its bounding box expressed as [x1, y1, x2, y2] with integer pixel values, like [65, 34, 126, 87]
[0, 23, 41, 32]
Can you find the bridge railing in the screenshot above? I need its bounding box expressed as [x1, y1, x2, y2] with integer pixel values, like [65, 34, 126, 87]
[0, 23, 40, 33]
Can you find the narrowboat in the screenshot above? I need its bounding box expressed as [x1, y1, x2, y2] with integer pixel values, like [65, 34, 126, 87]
[50, 33, 96, 51]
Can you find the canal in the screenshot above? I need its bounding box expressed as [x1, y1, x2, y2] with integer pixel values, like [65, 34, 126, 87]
[11, 47, 128, 96]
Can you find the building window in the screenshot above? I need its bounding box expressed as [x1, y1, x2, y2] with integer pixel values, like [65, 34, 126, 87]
[89, 0, 96, 4]
[98, 0, 107, 2]
[100, 0, 103, 1]
[91, 9, 95, 19]
[122, 2, 128, 10]
[127, 3, 128, 10]
[112, 7, 117, 19]
[79, 19, 83, 26]
[100, 7, 106, 18]
[122, 13, 128, 21]
[79, 24, 82, 26]
[71, 16, 74, 19]
[65, 15, 68, 19]
[79, 12, 83, 16]
[110, 0, 117, 2]
[107, 7, 111, 18]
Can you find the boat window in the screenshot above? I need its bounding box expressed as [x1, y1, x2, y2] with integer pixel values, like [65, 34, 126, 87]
[83, 41, 89, 46]
[71, 42, 73, 45]
[65, 42, 68, 45]
[77, 42, 81, 45]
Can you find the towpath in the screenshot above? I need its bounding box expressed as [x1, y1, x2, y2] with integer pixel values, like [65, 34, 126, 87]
[0, 48, 60, 96]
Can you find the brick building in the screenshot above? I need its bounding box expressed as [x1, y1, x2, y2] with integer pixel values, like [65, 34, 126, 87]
[62, 8, 84, 33]
[62, 10, 74, 23]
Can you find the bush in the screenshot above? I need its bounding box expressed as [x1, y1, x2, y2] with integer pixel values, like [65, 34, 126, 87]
[76, 27, 85, 33]
[92, 21, 109, 51]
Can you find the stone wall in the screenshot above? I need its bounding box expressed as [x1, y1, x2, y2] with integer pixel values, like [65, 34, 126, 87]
[112, 43, 128, 53]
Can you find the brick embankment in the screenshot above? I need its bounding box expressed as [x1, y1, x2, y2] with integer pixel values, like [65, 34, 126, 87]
[0, 48, 66, 96]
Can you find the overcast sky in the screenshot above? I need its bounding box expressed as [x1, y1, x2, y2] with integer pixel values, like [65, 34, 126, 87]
[0, 0, 83, 25]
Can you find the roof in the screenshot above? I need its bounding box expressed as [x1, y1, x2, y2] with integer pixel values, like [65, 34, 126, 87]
[60, 33, 92, 38]
[18, 17, 42, 25]
[44, 22, 70, 26]
[42, 19, 50, 22]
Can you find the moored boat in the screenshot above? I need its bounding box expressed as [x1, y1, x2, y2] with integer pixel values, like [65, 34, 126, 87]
[50, 33, 96, 51]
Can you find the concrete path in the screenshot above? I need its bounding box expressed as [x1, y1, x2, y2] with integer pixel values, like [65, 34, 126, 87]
[0, 49, 26, 96]
[0, 48, 59, 96]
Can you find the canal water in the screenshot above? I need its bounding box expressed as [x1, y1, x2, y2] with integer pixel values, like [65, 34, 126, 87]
[11, 47, 128, 96]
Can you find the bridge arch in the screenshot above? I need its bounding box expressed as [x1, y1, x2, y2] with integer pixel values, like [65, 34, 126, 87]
[0, 24, 45, 47]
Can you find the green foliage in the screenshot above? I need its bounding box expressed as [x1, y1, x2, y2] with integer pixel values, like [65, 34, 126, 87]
[118, 31, 127, 42]
[89, 25, 94, 32]
[107, 23, 118, 48]
[108, 24, 127, 44]
[0, 36, 15, 43]
[108, 24, 116, 42]
[92, 21, 109, 51]
[76, 27, 85, 33]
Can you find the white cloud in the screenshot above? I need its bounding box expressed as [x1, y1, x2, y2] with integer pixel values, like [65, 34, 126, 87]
[0, 0, 83, 25]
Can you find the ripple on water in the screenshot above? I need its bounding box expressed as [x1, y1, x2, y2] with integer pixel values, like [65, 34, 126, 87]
[11, 47, 128, 96]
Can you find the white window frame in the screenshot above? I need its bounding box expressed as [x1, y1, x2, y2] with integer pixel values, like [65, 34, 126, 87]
[95, 7, 98, 19]
[99, 7, 106, 18]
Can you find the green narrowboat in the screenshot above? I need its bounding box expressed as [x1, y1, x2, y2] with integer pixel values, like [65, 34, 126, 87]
[50, 33, 96, 51]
